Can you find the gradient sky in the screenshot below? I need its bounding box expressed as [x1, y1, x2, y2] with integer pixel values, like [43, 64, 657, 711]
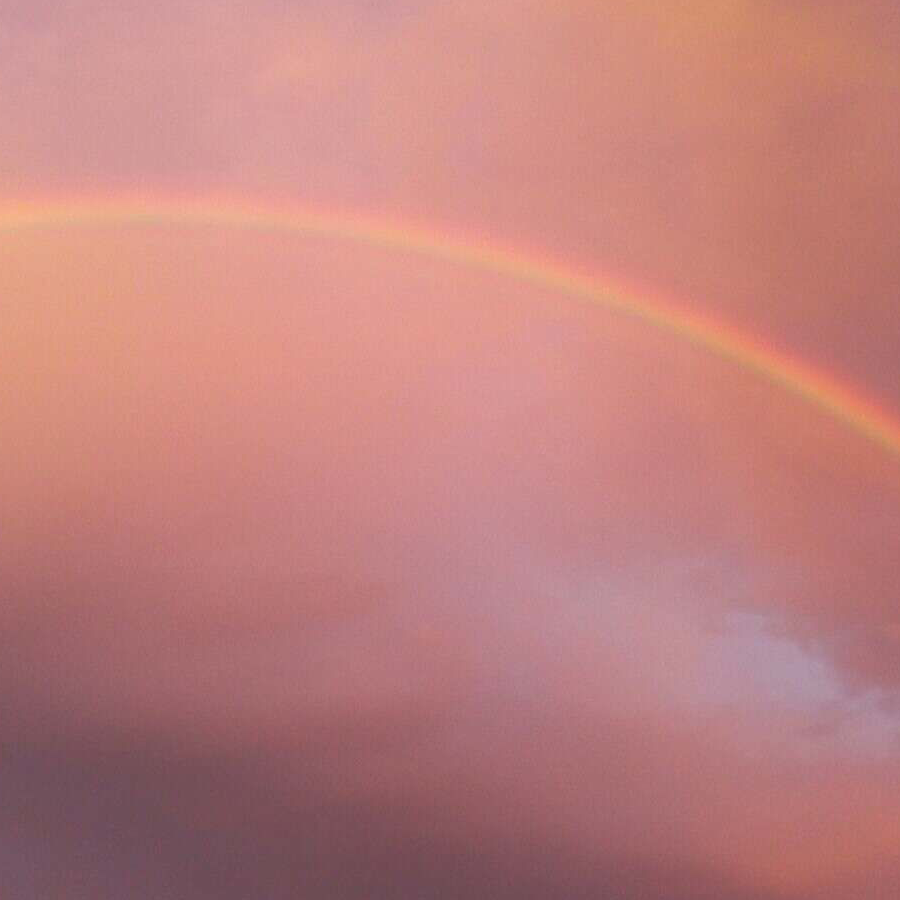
[1, 2, 899, 898]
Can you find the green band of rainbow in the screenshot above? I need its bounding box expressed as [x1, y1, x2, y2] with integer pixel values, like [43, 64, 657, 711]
[3, 196, 899, 461]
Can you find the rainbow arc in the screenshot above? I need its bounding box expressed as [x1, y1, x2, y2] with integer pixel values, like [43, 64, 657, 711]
[3, 196, 899, 460]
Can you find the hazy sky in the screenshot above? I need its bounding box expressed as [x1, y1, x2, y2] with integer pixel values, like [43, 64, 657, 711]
[2, 2, 899, 898]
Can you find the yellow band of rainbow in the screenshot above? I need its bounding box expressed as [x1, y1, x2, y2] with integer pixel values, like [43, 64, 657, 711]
[3, 196, 899, 461]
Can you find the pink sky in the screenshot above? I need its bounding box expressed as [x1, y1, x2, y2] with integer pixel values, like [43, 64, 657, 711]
[2, 2, 899, 898]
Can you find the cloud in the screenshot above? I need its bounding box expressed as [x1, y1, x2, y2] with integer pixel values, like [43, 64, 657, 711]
[2, 2, 899, 897]
[2, 222, 900, 898]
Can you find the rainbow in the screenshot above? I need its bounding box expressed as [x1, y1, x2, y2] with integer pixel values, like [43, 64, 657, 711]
[3, 195, 900, 461]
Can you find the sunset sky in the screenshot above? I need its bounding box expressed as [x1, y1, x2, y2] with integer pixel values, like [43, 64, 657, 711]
[2, 2, 899, 898]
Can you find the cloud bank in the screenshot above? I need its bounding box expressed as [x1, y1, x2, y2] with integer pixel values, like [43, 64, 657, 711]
[1, 2, 899, 897]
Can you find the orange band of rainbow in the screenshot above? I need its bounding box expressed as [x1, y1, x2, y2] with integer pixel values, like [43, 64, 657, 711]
[3, 196, 899, 461]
